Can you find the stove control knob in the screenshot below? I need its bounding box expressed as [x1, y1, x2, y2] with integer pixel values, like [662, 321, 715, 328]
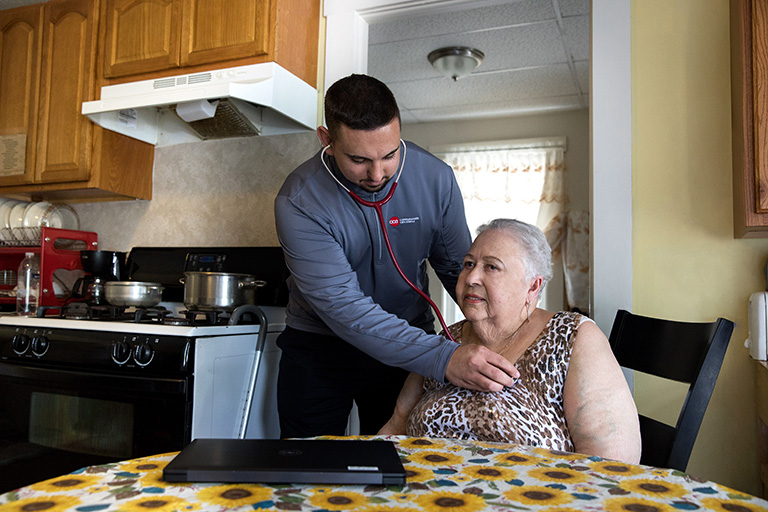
[133, 343, 154, 366]
[11, 334, 30, 355]
[30, 336, 49, 357]
[112, 340, 132, 365]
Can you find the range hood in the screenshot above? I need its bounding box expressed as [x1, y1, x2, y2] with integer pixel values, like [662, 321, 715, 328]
[81, 62, 318, 147]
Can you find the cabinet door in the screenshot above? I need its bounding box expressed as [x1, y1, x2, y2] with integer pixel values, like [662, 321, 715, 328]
[0, 5, 42, 186]
[36, 0, 96, 184]
[731, 0, 768, 236]
[753, 0, 768, 212]
[180, 0, 270, 67]
[103, 0, 181, 78]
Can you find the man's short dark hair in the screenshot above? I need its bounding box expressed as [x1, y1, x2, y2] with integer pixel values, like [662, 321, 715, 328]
[324, 74, 401, 138]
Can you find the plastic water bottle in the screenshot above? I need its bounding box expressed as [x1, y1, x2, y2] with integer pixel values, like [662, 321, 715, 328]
[16, 252, 40, 316]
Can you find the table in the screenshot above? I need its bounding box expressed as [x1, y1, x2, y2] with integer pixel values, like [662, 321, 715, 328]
[1, 435, 767, 512]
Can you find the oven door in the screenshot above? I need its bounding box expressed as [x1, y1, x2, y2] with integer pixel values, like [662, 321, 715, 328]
[0, 362, 191, 493]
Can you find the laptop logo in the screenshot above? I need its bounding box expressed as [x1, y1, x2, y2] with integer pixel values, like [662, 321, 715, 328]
[279, 449, 303, 456]
[349, 465, 379, 471]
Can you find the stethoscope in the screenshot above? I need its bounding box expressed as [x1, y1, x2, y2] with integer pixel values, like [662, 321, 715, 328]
[320, 141, 456, 342]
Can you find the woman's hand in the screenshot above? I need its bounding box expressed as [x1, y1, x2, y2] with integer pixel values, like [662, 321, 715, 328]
[378, 372, 425, 435]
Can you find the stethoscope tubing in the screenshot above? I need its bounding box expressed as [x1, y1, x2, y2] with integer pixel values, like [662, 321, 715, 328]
[320, 141, 456, 342]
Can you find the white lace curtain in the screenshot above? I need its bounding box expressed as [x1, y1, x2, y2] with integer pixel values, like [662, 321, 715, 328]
[432, 137, 587, 316]
[435, 138, 568, 234]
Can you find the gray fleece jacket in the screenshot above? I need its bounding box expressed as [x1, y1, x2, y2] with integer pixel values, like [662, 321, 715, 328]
[274, 141, 471, 381]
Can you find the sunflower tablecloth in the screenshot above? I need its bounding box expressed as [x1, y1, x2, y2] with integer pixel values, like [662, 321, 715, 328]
[1, 435, 767, 512]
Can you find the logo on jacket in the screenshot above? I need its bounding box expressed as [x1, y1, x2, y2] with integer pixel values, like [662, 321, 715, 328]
[388, 216, 419, 227]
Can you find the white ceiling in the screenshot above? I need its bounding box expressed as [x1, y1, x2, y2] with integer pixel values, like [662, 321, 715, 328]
[0, 0, 589, 124]
[367, 0, 590, 124]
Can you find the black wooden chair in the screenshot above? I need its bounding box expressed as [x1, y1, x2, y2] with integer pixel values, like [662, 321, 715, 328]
[608, 309, 734, 472]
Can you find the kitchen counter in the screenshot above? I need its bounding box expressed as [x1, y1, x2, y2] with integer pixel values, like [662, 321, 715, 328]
[1, 435, 766, 511]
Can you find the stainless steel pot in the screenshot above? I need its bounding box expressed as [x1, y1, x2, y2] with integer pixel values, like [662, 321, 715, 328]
[181, 272, 266, 311]
[105, 281, 164, 307]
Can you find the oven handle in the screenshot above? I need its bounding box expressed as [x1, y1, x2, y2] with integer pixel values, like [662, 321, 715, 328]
[0, 362, 188, 397]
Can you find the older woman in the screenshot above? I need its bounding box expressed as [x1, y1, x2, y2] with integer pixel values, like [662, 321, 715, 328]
[379, 218, 641, 464]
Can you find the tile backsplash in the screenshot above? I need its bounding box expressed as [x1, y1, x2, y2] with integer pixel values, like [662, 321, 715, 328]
[73, 132, 320, 251]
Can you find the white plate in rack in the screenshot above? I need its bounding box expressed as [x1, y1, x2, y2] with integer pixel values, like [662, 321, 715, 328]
[23, 201, 51, 228]
[40, 203, 79, 230]
[0, 199, 21, 229]
[8, 203, 28, 229]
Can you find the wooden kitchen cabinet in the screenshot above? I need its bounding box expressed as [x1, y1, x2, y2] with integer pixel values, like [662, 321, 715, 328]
[101, 0, 318, 88]
[179, 0, 270, 67]
[0, 4, 42, 186]
[36, 0, 96, 185]
[732, 0, 768, 237]
[102, 0, 181, 77]
[0, 0, 154, 202]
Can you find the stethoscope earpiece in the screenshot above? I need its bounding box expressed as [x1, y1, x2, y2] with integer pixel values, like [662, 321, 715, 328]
[320, 139, 406, 195]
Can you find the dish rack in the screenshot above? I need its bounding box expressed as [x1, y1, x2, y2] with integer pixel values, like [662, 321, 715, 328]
[0, 227, 98, 309]
[0, 203, 79, 246]
[1, 227, 43, 246]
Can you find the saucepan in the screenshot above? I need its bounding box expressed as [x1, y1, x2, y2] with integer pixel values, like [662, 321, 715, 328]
[181, 272, 266, 311]
[105, 281, 164, 307]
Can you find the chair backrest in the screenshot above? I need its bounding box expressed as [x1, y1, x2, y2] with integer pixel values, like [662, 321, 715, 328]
[608, 309, 734, 472]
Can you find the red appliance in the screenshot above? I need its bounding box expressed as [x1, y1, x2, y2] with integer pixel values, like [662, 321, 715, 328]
[0, 227, 98, 310]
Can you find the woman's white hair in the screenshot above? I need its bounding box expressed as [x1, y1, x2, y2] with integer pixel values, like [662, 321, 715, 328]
[476, 219, 554, 294]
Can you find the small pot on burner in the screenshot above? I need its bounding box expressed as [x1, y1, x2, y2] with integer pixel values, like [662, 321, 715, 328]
[105, 281, 164, 307]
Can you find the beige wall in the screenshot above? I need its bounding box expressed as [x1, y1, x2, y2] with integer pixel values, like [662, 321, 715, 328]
[72, 132, 321, 251]
[632, 0, 767, 494]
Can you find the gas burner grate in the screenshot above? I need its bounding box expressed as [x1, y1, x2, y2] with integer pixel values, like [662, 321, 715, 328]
[34, 303, 266, 327]
[133, 307, 171, 324]
[38, 302, 128, 320]
[183, 310, 222, 326]
[181, 305, 266, 327]
[37, 303, 175, 323]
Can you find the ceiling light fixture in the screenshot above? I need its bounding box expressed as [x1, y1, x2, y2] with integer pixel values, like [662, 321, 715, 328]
[428, 46, 485, 81]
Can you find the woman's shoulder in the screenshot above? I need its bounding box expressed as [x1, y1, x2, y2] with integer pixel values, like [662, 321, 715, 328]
[549, 311, 609, 350]
[550, 310, 594, 327]
[537, 311, 597, 351]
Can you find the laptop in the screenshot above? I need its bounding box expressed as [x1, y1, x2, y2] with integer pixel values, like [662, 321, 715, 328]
[162, 438, 407, 485]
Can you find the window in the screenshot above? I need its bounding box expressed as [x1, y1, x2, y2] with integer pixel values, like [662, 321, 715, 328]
[430, 137, 586, 324]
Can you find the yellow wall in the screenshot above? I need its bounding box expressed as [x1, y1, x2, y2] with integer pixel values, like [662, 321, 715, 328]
[632, 0, 768, 494]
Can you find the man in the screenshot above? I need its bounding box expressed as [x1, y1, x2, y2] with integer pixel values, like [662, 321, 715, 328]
[274, 74, 516, 438]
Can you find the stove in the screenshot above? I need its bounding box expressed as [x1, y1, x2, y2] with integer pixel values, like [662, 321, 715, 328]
[0, 303, 286, 373]
[0, 246, 289, 493]
[36, 301, 275, 329]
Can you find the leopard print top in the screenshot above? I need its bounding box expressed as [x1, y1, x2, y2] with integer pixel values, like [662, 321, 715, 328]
[407, 311, 590, 451]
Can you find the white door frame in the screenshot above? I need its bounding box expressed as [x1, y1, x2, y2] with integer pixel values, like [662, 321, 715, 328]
[322, 0, 632, 333]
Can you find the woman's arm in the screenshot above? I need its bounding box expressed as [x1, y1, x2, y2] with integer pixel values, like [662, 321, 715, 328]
[378, 372, 425, 435]
[563, 320, 642, 463]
